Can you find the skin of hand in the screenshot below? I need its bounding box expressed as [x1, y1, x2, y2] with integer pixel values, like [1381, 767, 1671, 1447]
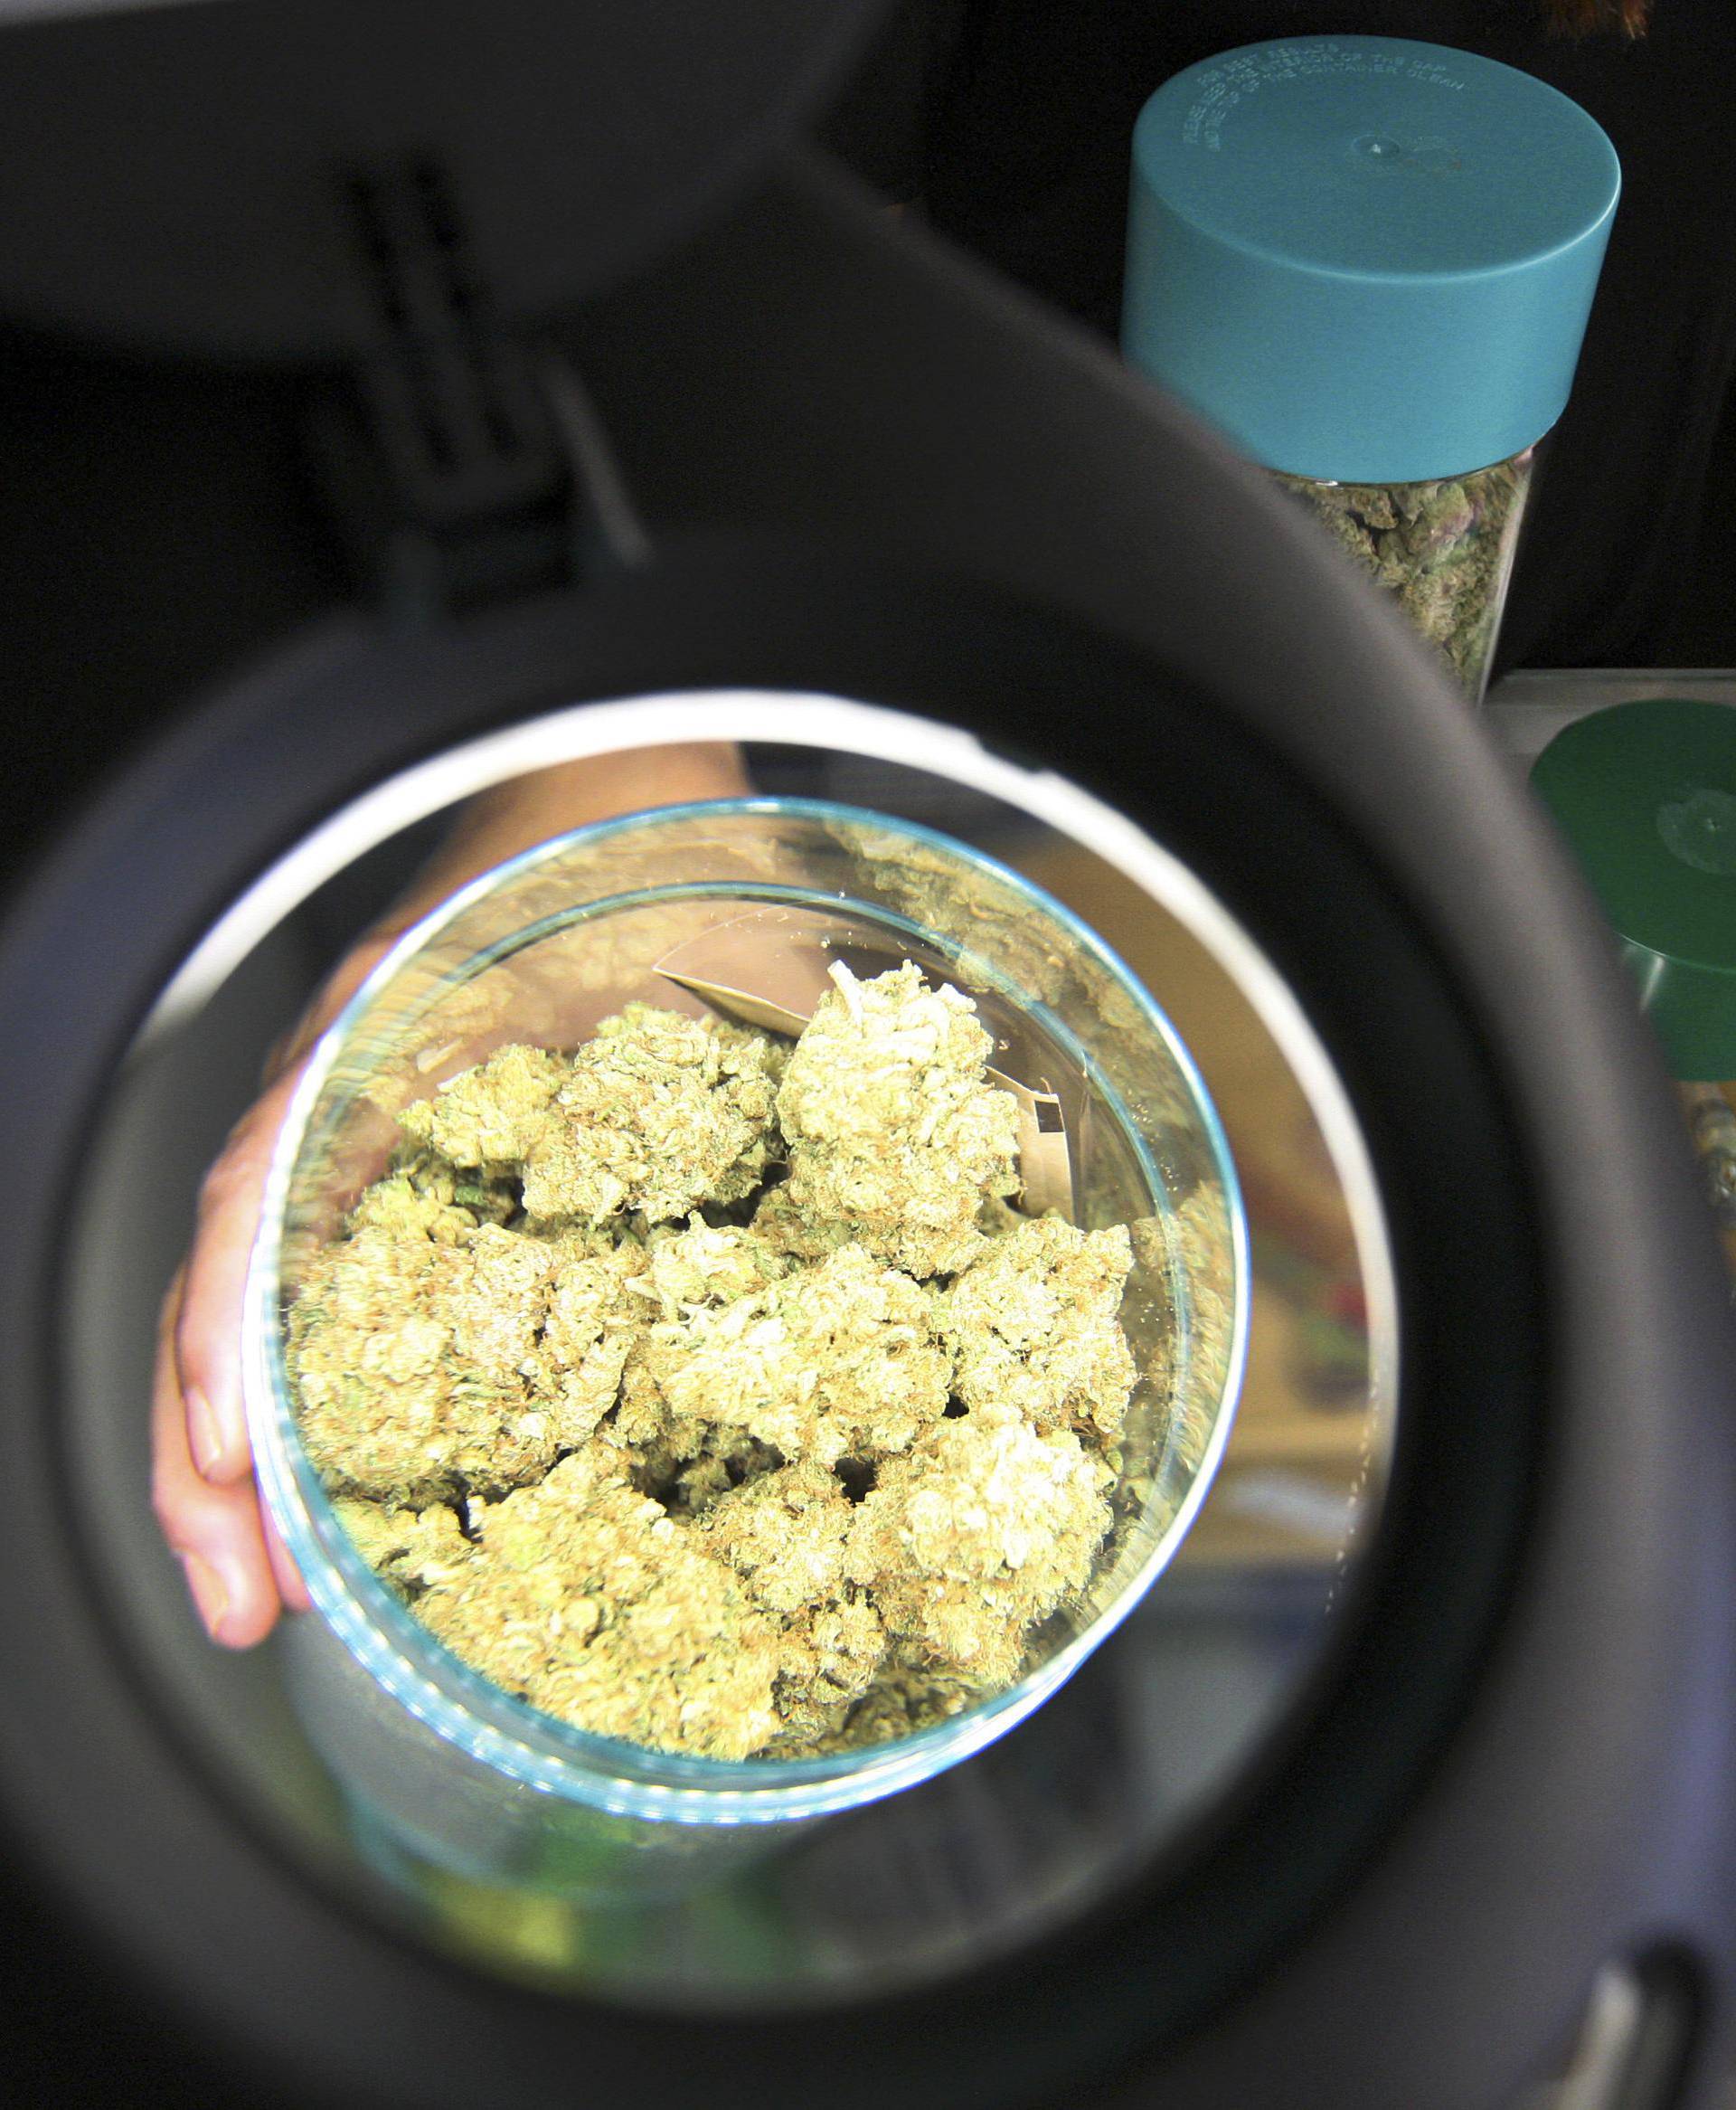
[151, 743, 752, 1647]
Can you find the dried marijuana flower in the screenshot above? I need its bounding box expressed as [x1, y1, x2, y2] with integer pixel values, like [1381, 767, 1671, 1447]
[1274, 451, 1533, 696]
[776, 960, 1021, 1277]
[941, 1216, 1137, 1443]
[620, 1242, 953, 1471]
[288, 970, 1159, 1760]
[400, 1005, 782, 1225]
[844, 1419, 1115, 1689]
[417, 1450, 787, 1761]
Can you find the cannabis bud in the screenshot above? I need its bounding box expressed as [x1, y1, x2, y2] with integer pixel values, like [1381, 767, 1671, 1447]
[286, 966, 1156, 1762]
[1274, 450, 1534, 699]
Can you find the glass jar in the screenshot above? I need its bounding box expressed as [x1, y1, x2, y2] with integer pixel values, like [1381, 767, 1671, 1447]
[1270, 446, 1537, 702]
[242, 799, 1248, 1918]
[1123, 36, 1617, 704]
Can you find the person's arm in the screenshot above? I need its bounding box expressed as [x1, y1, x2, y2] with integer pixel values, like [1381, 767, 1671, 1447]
[151, 742, 750, 1646]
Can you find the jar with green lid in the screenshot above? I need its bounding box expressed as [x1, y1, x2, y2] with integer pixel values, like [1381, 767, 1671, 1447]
[1122, 37, 1620, 702]
[1531, 697, 1736, 1287]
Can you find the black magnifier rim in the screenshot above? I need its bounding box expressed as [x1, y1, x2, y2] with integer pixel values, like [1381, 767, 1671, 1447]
[0, 0, 891, 361]
[0, 535, 1687, 2110]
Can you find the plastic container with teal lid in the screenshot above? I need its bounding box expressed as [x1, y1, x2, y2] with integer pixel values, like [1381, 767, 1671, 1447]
[1531, 697, 1736, 1283]
[1123, 37, 1620, 701]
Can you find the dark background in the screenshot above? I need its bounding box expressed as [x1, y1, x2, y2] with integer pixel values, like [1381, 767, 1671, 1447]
[6, 0, 1736, 900]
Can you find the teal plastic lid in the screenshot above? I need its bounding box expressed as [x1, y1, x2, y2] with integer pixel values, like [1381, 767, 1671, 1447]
[1531, 699, 1736, 1082]
[1123, 38, 1620, 484]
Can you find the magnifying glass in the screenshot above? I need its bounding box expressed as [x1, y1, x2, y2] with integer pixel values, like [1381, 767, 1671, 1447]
[1, 6, 1732, 2109]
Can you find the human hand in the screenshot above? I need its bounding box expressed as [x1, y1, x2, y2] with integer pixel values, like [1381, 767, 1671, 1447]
[151, 743, 751, 1645]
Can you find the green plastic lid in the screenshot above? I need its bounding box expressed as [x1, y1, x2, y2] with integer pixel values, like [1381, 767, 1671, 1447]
[1531, 698, 1736, 1081]
[1123, 37, 1620, 484]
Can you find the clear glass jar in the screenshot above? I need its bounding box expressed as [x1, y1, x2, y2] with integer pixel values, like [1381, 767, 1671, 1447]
[1273, 444, 1538, 703]
[243, 798, 1248, 1915]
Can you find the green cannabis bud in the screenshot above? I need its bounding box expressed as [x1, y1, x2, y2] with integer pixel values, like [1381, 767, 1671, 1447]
[1275, 450, 1533, 697]
[776, 960, 1020, 1278]
[286, 968, 1160, 1760]
[400, 1005, 781, 1225]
